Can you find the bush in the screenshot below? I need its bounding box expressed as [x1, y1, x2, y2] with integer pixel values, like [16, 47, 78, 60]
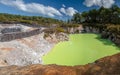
[44, 33, 49, 38]
[55, 27, 65, 33]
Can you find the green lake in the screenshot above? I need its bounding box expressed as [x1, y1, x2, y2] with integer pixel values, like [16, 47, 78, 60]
[43, 34, 120, 66]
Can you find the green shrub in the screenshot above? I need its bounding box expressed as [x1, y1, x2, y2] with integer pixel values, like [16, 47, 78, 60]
[55, 27, 65, 33]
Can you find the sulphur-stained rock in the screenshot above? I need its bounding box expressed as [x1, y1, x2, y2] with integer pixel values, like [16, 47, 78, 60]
[0, 53, 120, 75]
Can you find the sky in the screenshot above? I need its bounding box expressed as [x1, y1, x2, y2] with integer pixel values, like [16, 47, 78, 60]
[0, 0, 120, 20]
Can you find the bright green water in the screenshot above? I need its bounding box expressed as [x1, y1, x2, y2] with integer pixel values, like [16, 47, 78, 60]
[43, 34, 120, 66]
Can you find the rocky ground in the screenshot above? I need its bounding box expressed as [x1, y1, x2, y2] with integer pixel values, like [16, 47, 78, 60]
[0, 53, 120, 75]
[45, 32, 69, 43]
[0, 33, 54, 66]
[0, 30, 69, 66]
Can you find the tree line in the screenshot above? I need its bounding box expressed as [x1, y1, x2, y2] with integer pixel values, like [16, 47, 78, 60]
[0, 13, 63, 26]
[71, 5, 120, 24]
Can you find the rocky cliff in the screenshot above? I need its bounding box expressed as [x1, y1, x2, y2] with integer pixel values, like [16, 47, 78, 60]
[0, 53, 120, 75]
[0, 31, 69, 66]
[44, 32, 69, 43]
[83, 24, 120, 47]
[0, 33, 54, 66]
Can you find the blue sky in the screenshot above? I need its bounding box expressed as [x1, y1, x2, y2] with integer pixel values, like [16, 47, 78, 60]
[0, 0, 120, 20]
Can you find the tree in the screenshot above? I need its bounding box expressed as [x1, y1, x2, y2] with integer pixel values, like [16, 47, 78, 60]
[110, 5, 120, 24]
[80, 5, 120, 24]
[81, 11, 90, 23]
[88, 9, 99, 23]
[71, 13, 82, 24]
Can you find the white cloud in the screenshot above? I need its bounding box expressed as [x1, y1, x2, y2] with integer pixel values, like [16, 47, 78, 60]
[83, 0, 115, 8]
[0, 0, 62, 17]
[60, 7, 78, 16]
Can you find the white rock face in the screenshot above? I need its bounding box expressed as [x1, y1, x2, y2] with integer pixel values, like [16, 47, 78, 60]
[45, 32, 69, 43]
[0, 33, 54, 66]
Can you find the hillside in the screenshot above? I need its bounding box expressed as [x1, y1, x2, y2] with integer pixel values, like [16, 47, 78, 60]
[0, 13, 63, 26]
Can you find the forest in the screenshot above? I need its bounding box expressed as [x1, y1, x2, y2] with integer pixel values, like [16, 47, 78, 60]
[71, 5, 120, 24]
[70, 5, 120, 35]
